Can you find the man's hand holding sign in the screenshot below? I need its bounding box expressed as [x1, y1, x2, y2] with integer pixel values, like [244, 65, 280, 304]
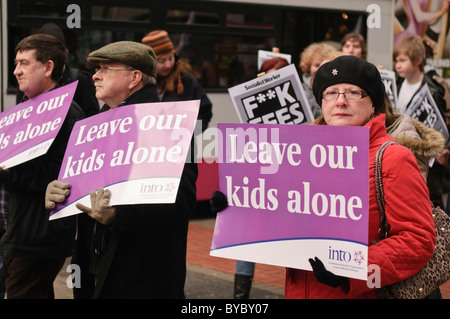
[76, 187, 116, 225]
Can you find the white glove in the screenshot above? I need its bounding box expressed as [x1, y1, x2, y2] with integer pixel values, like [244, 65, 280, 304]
[76, 187, 116, 225]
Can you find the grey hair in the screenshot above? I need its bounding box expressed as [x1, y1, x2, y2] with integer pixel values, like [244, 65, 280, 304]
[141, 72, 157, 86]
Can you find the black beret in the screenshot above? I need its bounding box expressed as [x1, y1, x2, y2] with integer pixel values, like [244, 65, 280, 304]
[88, 41, 157, 78]
[312, 55, 385, 110]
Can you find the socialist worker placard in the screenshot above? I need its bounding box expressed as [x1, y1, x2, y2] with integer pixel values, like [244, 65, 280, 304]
[228, 64, 314, 125]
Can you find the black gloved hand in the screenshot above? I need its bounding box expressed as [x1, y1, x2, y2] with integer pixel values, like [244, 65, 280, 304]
[210, 191, 228, 213]
[309, 257, 349, 290]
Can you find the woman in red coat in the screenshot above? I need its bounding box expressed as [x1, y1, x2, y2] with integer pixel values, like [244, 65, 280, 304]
[284, 55, 436, 298]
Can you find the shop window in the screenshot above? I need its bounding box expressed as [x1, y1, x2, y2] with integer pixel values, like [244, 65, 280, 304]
[92, 6, 151, 22]
[226, 13, 275, 29]
[167, 10, 220, 26]
[17, 0, 71, 18]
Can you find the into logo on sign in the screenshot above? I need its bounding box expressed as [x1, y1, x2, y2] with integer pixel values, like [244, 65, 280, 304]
[328, 246, 352, 262]
[140, 183, 163, 193]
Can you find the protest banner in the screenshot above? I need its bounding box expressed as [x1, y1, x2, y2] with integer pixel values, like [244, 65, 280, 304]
[257, 49, 292, 71]
[406, 83, 449, 139]
[0, 81, 77, 169]
[49, 100, 200, 220]
[378, 68, 398, 109]
[210, 123, 369, 280]
[228, 64, 314, 125]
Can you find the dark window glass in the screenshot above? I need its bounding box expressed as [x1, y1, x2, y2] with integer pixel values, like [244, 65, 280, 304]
[172, 33, 276, 88]
[226, 13, 275, 29]
[167, 10, 220, 26]
[17, 0, 69, 18]
[92, 6, 151, 22]
[7, 0, 367, 93]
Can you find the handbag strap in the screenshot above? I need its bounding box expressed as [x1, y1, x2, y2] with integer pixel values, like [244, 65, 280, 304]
[375, 141, 397, 240]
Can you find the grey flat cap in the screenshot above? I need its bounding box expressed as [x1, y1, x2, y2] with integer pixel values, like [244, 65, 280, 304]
[88, 41, 157, 78]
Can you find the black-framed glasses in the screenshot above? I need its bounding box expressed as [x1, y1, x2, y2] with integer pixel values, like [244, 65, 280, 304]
[322, 89, 368, 101]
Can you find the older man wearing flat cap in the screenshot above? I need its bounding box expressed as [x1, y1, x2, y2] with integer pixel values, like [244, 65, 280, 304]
[45, 41, 198, 299]
[88, 41, 158, 109]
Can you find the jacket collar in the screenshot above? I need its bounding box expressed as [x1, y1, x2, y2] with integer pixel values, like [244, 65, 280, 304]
[101, 84, 158, 112]
[365, 113, 389, 146]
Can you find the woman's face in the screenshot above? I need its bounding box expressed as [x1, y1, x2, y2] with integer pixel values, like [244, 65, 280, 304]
[342, 39, 363, 58]
[321, 83, 374, 126]
[157, 53, 175, 77]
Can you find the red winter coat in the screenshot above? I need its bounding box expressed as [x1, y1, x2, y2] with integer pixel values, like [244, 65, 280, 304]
[285, 114, 436, 299]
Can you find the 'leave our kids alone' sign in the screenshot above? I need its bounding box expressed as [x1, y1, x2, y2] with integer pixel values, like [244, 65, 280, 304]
[0, 81, 77, 169]
[210, 123, 370, 281]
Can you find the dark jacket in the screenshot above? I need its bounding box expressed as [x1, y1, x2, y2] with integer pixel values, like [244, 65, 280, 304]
[0, 86, 86, 259]
[160, 72, 213, 133]
[74, 84, 198, 299]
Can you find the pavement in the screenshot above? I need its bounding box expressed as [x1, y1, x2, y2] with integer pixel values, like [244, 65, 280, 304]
[53, 209, 449, 300]
[53, 212, 285, 300]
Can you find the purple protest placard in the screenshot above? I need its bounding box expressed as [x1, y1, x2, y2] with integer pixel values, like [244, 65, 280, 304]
[210, 123, 369, 280]
[49, 100, 200, 220]
[0, 81, 77, 169]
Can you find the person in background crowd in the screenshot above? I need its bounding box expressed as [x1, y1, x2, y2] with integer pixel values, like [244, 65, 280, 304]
[382, 97, 445, 181]
[45, 41, 198, 299]
[1, 34, 86, 299]
[340, 32, 367, 59]
[142, 30, 212, 133]
[259, 57, 289, 75]
[394, 35, 448, 209]
[299, 42, 337, 119]
[422, 39, 450, 217]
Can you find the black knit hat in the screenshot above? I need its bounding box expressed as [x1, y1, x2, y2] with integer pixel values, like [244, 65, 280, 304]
[312, 55, 385, 110]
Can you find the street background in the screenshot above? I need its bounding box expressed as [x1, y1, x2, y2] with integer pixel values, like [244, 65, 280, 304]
[53, 211, 449, 300]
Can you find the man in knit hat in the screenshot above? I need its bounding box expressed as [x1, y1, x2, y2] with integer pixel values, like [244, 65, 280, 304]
[45, 41, 198, 298]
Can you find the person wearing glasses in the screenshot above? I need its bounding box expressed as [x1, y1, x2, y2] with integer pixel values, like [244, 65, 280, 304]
[211, 55, 436, 298]
[45, 41, 198, 298]
[1, 34, 86, 299]
[284, 55, 436, 298]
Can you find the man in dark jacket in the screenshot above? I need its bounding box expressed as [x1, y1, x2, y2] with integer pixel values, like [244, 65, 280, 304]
[45, 41, 198, 298]
[15, 23, 100, 118]
[0, 34, 86, 298]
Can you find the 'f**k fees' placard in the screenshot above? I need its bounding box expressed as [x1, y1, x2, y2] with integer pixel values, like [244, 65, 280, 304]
[228, 64, 314, 125]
